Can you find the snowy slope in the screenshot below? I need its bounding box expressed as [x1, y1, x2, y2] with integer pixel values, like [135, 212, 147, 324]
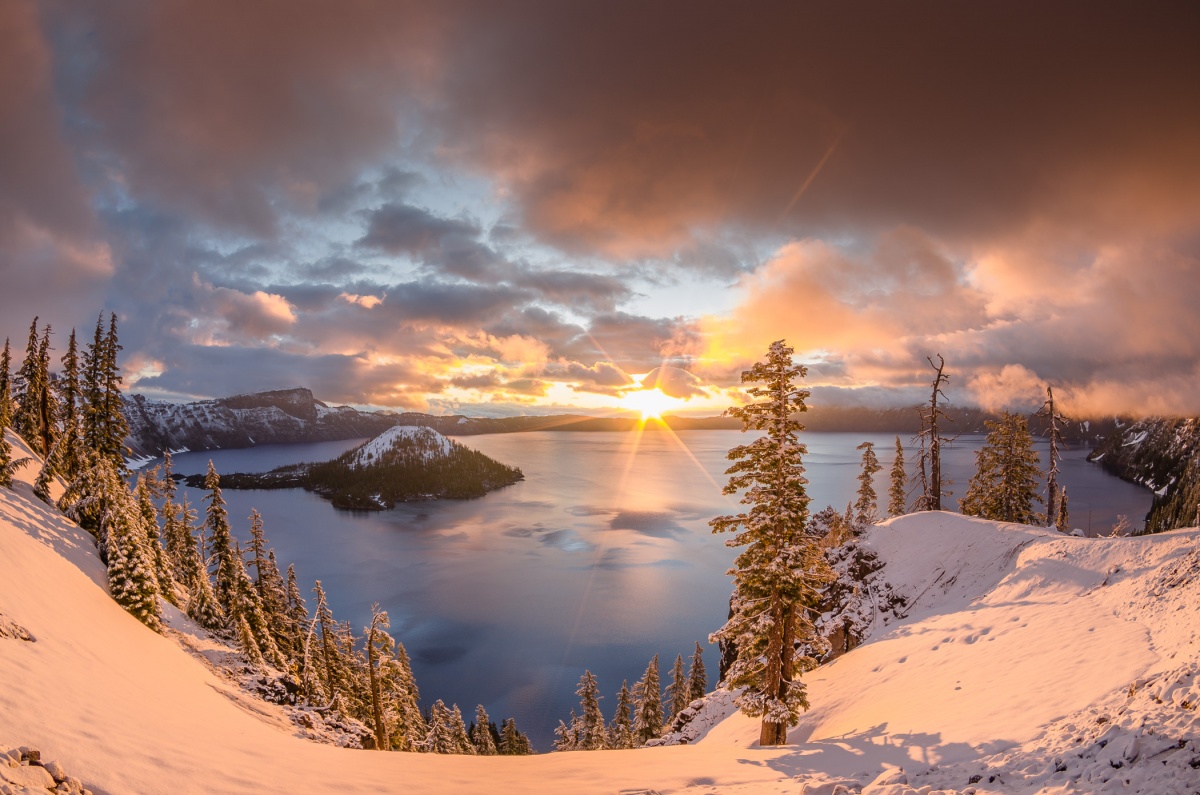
[344, 425, 456, 469]
[2, 431, 1199, 794]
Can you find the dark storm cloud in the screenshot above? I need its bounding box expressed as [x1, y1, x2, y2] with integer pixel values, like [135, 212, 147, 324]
[357, 203, 481, 255]
[432, 1, 1200, 255]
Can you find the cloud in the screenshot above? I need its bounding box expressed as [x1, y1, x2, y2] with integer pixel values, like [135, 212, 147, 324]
[357, 203, 480, 255]
[641, 366, 708, 400]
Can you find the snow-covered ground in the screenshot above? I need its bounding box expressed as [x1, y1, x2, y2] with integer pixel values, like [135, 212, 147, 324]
[2, 429, 1198, 794]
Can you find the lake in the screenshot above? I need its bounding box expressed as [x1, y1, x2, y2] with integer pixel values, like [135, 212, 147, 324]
[164, 429, 1151, 749]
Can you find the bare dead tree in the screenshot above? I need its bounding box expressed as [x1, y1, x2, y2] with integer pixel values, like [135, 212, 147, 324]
[912, 354, 953, 511]
[1037, 385, 1069, 531]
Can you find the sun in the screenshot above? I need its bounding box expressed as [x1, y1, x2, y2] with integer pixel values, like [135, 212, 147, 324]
[619, 387, 682, 421]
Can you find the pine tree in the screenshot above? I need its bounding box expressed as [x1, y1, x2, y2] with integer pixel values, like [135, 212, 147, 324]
[1038, 386, 1069, 531]
[959, 412, 1044, 524]
[34, 324, 58, 461]
[913, 354, 953, 511]
[230, 540, 285, 668]
[31, 436, 60, 504]
[285, 564, 310, 663]
[608, 680, 635, 749]
[447, 704, 475, 754]
[58, 450, 119, 554]
[632, 654, 662, 745]
[312, 580, 349, 707]
[854, 441, 882, 526]
[104, 476, 163, 631]
[0, 337, 12, 428]
[386, 641, 426, 751]
[687, 642, 707, 703]
[0, 424, 30, 489]
[203, 461, 238, 616]
[553, 710, 580, 751]
[13, 317, 44, 452]
[235, 613, 266, 667]
[665, 654, 689, 724]
[499, 718, 533, 755]
[574, 670, 606, 750]
[709, 340, 833, 746]
[56, 329, 84, 481]
[887, 436, 907, 517]
[426, 700, 456, 753]
[136, 474, 177, 606]
[364, 604, 392, 750]
[185, 544, 226, 631]
[472, 704, 499, 755]
[83, 313, 128, 470]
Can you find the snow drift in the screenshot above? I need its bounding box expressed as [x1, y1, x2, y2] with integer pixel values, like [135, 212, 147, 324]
[2, 428, 1198, 794]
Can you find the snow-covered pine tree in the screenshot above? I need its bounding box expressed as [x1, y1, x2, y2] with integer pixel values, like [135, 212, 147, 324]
[1056, 486, 1070, 532]
[104, 478, 163, 631]
[575, 670, 606, 750]
[1038, 386, 1069, 531]
[58, 450, 119, 556]
[364, 604, 392, 750]
[260, 550, 292, 660]
[887, 436, 906, 517]
[854, 441, 882, 526]
[665, 654, 689, 724]
[135, 474, 178, 606]
[202, 461, 239, 615]
[959, 411, 1043, 524]
[472, 704, 498, 755]
[31, 436, 60, 504]
[426, 700, 456, 753]
[632, 654, 662, 745]
[447, 704, 475, 754]
[185, 544, 226, 631]
[33, 324, 58, 462]
[81, 313, 128, 472]
[230, 540, 285, 668]
[553, 710, 580, 751]
[334, 619, 369, 718]
[499, 718, 533, 755]
[686, 642, 707, 703]
[285, 564, 310, 663]
[55, 329, 84, 481]
[312, 580, 351, 708]
[385, 641, 426, 751]
[235, 613, 266, 668]
[608, 680, 634, 749]
[0, 422, 29, 489]
[913, 354, 953, 511]
[13, 318, 45, 455]
[708, 339, 833, 746]
[163, 482, 202, 592]
[0, 337, 12, 428]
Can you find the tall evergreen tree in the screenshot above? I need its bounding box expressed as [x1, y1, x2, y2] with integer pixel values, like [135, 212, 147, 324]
[203, 461, 238, 615]
[56, 329, 84, 480]
[854, 441, 882, 526]
[554, 710, 580, 751]
[31, 436, 59, 504]
[687, 642, 707, 703]
[1038, 386, 1069, 531]
[13, 318, 49, 454]
[83, 313, 128, 470]
[472, 704, 499, 755]
[887, 436, 907, 517]
[913, 354, 953, 511]
[185, 543, 226, 631]
[230, 540, 285, 668]
[959, 412, 1044, 524]
[0, 337, 12, 427]
[135, 474, 177, 606]
[386, 641, 426, 751]
[1056, 486, 1071, 533]
[665, 654, 689, 724]
[574, 670, 606, 750]
[499, 718, 533, 755]
[608, 680, 635, 749]
[364, 604, 392, 750]
[632, 654, 662, 746]
[103, 470, 163, 631]
[0, 414, 31, 490]
[709, 340, 833, 746]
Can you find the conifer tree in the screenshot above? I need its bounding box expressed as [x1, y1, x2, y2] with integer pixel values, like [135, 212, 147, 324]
[687, 642, 707, 703]
[608, 680, 635, 749]
[959, 412, 1043, 524]
[386, 641, 426, 751]
[709, 340, 833, 746]
[58, 450, 116, 553]
[0, 337, 12, 427]
[499, 718, 533, 755]
[185, 545, 226, 631]
[887, 436, 907, 517]
[203, 461, 238, 615]
[426, 700, 456, 753]
[83, 313, 128, 470]
[363, 604, 392, 750]
[448, 704, 475, 754]
[472, 704, 499, 755]
[34, 324, 58, 461]
[0, 423, 30, 490]
[1056, 486, 1070, 533]
[574, 670, 606, 750]
[913, 354, 953, 511]
[854, 441, 882, 526]
[285, 564, 310, 662]
[235, 613, 266, 667]
[13, 317, 43, 452]
[1038, 386, 1069, 530]
[632, 654, 662, 745]
[260, 549, 292, 658]
[230, 540, 285, 668]
[554, 710, 580, 751]
[136, 474, 177, 606]
[104, 478, 163, 631]
[665, 654, 689, 724]
[56, 329, 84, 480]
[31, 437, 59, 504]
[313, 580, 349, 706]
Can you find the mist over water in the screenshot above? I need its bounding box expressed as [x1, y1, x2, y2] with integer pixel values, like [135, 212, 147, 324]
[167, 430, 1151, 749]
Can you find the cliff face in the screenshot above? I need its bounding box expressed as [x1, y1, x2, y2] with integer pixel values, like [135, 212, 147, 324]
[122, 388, 404, 458]
[1088, 417, 1200, 533]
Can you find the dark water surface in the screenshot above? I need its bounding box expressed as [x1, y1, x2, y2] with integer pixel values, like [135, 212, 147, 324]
[165, 430, 1151, 749]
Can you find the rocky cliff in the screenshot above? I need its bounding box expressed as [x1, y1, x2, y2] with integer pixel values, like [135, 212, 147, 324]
[1088, 417, 1200, 533]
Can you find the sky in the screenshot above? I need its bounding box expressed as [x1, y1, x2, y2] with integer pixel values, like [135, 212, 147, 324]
[2, 1, 1199, 418]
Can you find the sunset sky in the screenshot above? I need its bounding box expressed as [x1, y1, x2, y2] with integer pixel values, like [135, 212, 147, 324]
[3, 1, 1199, 417]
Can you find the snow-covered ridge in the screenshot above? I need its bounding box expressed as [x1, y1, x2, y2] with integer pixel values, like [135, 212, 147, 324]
[344, 425, 456, 470]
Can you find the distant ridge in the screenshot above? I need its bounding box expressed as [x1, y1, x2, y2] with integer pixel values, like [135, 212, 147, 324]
[123, 386, 1122, 459]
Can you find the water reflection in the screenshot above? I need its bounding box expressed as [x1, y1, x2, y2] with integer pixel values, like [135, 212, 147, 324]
[164, 429, 1151, 749]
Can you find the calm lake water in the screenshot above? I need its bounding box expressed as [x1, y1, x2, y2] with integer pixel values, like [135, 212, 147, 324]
[165, 430, 1151, 749]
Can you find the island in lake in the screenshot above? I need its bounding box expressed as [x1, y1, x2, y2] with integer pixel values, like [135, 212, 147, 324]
[184, 425, 523, 510]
